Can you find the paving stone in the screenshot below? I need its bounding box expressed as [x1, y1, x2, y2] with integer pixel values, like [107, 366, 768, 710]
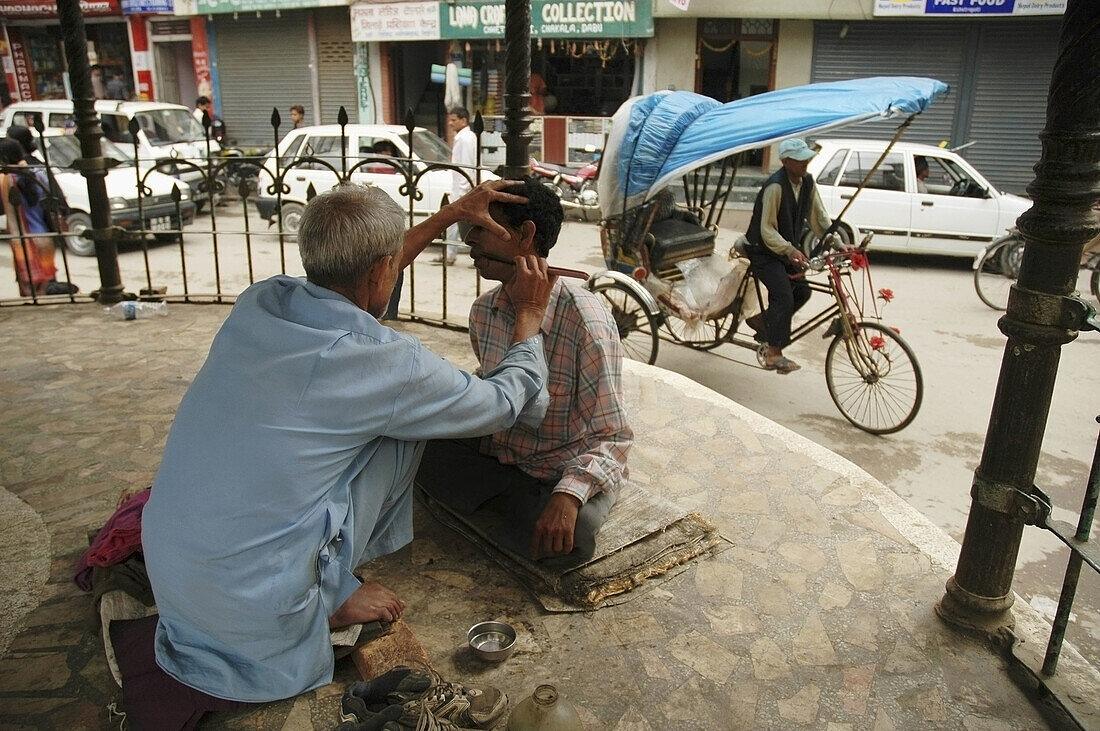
[693, 559, 743, 598]
[611, 706, 655, 731]
[0, 696, 73, 715]
[667, 630, 739, 684]
[0, 652, 71, 691]
[777, 683, 821, 725]
[703, 604, 761, 637]
[9, 625, 83, 652]
[839, 664, 875, 715]
[836, 538, 885, 591]
[749, 637, 792, 681]
[793, 613, 839, 667]
[818, 582, 853, 611]
[48, 699, 103, 729]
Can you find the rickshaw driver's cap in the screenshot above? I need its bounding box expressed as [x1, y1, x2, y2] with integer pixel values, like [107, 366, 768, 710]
[777, 138, 816, 161]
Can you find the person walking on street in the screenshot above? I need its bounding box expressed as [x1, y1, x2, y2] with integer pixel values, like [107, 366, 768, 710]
[194, 96, 227, 143]
[441, 107, 477, 264]
[743, 138, 833, 374]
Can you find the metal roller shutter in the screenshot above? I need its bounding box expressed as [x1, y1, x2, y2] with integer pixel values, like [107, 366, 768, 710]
[966, 21, 1059, 194]
[315, 7, 358, 126]
[213, 13, 312, 148]
[811, 21, 964, 148]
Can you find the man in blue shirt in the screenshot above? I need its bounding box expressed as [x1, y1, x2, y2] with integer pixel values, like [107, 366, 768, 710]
[139, 181, 556, 715]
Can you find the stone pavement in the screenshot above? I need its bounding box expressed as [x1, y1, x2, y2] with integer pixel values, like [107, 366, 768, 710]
[1, 303, 1098, 730]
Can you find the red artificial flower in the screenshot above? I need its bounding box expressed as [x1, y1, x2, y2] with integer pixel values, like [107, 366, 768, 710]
[869, 336, 886, 350]
[890, 326, 901, 334]
[878, 288, 894, 303]
[849, 251, 869, 270]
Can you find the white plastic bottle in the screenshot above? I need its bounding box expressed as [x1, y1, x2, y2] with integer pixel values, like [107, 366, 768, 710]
[105, 301, 168, 320]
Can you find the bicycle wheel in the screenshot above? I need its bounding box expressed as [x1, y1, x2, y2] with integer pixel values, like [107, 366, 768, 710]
[664, 311, 735, 350]
[592, 281, 660, 365]
[974, 235, 1023, 311]
[825, 321, 923, 435]
[1090, 260, 1098, 303]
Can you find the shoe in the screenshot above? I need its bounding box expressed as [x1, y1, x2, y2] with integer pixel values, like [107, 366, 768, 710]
[44, 280, 79, 295]
[763, 356, 801, 375]
[744, 313, 767, 343]
[336, 703, 404, 731]
[341, 666, 433, 722]
[345, 667, 506, 730]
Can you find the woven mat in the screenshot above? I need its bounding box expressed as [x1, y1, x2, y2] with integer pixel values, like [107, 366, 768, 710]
[418, 482, 721, 612]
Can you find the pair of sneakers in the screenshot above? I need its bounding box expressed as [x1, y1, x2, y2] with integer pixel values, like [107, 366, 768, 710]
[338, 666, 507, 731]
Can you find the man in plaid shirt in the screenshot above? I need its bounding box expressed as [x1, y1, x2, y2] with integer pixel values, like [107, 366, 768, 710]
[417, 179, 633, 564]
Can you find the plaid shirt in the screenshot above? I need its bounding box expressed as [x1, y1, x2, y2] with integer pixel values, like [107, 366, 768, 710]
[470, 279, 633, 504]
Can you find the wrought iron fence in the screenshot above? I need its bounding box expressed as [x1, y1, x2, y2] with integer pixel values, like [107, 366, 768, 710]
[0, 107, 501, 329]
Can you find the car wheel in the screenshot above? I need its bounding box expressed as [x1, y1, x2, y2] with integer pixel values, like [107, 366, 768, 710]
[280, 203, 305, 237]
[154, 233, 183, 243]
[64, 212, 96, 256]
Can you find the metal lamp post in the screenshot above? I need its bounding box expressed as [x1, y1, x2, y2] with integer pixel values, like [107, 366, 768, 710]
[938, 0, 1100, 633]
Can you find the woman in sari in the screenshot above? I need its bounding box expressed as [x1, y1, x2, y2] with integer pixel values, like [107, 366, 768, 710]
[0, 137, 75, 296]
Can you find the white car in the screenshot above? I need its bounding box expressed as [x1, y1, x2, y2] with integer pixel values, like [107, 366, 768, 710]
[254, 124, 496, 234]
[806, 139, 1031, 257]
[1, 100, 219, 208]
[38, 134, 196, 256]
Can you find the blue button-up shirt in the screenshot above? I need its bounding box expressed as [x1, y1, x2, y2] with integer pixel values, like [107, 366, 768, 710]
[142, 275, 547, 702]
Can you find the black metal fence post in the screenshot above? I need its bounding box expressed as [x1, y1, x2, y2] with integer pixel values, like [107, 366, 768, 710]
[938, 0, 1100, 632]
[501, 0, 532, 180]
[56, 0, 124, 304]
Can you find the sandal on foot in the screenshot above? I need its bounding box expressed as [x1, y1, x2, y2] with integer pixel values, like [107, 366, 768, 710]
[764, 356, 801, 374]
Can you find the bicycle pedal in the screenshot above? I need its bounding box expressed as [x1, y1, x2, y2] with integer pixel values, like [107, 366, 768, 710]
[822, 319, 842, 339]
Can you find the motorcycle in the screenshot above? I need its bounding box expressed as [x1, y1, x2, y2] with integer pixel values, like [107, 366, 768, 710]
[214, 147, 264, 202]
[529, 156, 600, 221]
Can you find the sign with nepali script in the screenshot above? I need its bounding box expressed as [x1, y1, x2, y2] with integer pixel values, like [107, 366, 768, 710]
[351, 1, 652, 41]
[350, 2, 439, 42]
[873, 0, 1066, 15]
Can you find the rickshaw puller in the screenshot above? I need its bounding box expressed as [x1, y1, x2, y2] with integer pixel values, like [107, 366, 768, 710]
[743, 137, 834, 375]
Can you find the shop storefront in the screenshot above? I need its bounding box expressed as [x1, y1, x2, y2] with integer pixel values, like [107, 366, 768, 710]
[1, 0, 134, 102]
[351, 0, 653, 166]
[177, 0, 356, 147]
[811, 1, 1065, 193]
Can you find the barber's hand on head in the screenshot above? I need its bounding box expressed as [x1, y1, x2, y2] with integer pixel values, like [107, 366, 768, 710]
[787, 249, 809, 271]
[452, 180, 528, 240]
[531, 492, 581, 560]
[505, 255, 557, 342]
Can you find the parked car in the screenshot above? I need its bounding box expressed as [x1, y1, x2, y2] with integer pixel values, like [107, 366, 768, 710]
[37, 133, 196, 256]
[1, 99, 220, 208]
[805, 138, 1031, 257]
[253, 124, 496, 234]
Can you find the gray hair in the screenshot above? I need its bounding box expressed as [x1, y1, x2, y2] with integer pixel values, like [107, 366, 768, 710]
[298, 184, 405, 291]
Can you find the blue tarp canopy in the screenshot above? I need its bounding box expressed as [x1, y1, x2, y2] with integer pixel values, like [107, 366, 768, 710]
[598, 76, 948, 217]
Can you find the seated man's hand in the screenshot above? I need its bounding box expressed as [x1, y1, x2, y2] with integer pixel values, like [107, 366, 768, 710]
[452, 180, 528, 240]
[329, 581, 405, 628]
[506, 255, 557, 343]
[787, 249, 809, 270]
[531, 492, 582, 560]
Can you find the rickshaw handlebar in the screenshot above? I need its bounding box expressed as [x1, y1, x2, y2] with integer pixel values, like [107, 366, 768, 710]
[807, 231, 874, 273]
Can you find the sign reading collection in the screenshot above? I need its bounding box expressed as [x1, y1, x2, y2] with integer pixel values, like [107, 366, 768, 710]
[348, 0, 653, 41]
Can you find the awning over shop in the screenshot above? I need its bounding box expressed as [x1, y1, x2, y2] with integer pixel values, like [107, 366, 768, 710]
[350, 0, 653, 42]
[188, 0, 348, 15]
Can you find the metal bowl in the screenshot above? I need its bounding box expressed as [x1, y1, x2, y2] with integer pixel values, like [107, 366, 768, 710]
[467, 620, 517, 662]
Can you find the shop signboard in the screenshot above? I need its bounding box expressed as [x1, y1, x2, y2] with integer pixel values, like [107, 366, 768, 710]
[121, 0, 174, 13]
[0, 0, 121, 18]
[351, 0, 653, 41]
[351, 1, 439, 42]
[8, 33, 34, 102]
[194, 0, 346, 14]
[442, 0, 654, 38]
[874, 0, 1066, 15]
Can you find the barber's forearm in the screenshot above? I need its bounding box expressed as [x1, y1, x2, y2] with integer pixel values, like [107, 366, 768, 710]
[511, 310, 544, 344]
[399, 209, 459, 269]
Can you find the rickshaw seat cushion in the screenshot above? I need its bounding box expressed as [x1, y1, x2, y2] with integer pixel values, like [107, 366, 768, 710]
[647, 218, 716, 270]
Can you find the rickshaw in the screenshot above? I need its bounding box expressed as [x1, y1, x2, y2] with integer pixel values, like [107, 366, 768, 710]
[587, 77, 947, 434]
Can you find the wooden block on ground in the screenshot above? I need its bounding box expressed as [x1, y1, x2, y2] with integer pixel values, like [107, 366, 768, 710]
[352, 618, 434, 681]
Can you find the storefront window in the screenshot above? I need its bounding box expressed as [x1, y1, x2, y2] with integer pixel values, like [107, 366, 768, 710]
[468, 39, 637, 118]
[697, 19, 776, 166]
[24, 29, 67, 99]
